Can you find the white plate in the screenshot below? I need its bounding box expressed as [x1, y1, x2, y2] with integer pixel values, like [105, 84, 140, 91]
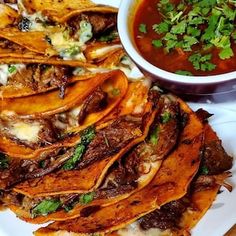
[0, 1, 236, 235]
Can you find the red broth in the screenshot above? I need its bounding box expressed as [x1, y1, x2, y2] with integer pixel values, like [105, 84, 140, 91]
[133, 0, 236, 76]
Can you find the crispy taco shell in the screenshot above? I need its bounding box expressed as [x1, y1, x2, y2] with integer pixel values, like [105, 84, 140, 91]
[0, 29, 55, 55]
[19, 0, 97, 20]
[11, 94, 180, 224]
[0, 70, 127, 158]
[108, 119, 233, 236]
[0, 4, 19, 28]
[0, 70, 126, 118]
[13, 99, 158, 198]
[33, 97, 204, 235]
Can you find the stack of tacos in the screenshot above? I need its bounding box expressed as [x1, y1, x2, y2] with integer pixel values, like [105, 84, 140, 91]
[0, 1, 233, 236]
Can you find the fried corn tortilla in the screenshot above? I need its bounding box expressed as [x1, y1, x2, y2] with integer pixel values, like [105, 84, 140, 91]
[0, 4, 19, 28]
[110, 119, 233, 236]
[1, 5, 120, 63]
[0, 70, 127, 159]
[33, 97, 204, 235]
[19, 0, 97, 20]
[12, 95, 158, 196]
[9, 94, 180, 223]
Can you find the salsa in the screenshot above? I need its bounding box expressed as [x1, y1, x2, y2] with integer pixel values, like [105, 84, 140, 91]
[133, 0, 236, 76]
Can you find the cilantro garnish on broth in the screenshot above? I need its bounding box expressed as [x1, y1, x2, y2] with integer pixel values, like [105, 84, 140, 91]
[134, 0, 236, 75]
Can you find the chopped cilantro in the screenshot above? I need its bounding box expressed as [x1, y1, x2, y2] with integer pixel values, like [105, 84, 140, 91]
[79, 192, 95, 205]
[171, 20, 187, 34]
[99, 31, 118, 42]
[31, 199, 61, 217]
[200, 165, 209, 175]
[60, 45, 80, 58]
[63, 204, 74, 212]
[139, 24, 147, 34]
[149, 126, 160, 145]
[8, 65, 17, 74]
[152, 39, 163, 48]
[62, 126, 95, 170]
[0, 153, 9, 169]
[219, 47, 234, 60]
[153, 22, 169, 34]
[189, 53, 216, 71]
[80, 126, 96, 146]
[175, 70, 193, 76]
[161, 111, 172, 123]
[62, 144, 85, 170]
[141, 0, 236, 72]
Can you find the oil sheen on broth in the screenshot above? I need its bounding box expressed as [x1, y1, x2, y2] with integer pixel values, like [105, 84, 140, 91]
[133, 0, 236, 76]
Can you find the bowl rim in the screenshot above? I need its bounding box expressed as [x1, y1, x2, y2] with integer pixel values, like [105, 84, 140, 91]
[117, 0, 236, 85]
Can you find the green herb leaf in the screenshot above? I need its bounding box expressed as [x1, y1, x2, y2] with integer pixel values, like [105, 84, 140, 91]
[139, 24, 147, 34]
[62, 144, 85, 170]
[188, 53, 216, 71]
[63, 204, 74, 212]
[175, 70, 193, 76]
[219, 47, 234, 60]
[0, 153, 9, 169]
[31, 199, 61, 217]
[149, 126, 160, 145]
[152, 39, 163, 48]
[60, 45, 81, 58]
[153, 22, 169, 34]
[200, 165, 209, 175]
[99, 31, 118, 42]
[79, 192, 95, 205]
[171, 21, 186, 34]
[62, 126, 95, 170]
[8, 65, 17, 74]
[80, 126, 96, 145]
[161, 111, 172, 123]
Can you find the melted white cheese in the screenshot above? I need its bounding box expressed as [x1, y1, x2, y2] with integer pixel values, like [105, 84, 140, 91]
[89, 44, 122, 60]
[21, 12, 48, 31]
[9, 121, 42, 143]
[0, 65, 9, 86]
[0, 64, 26, 86]
[117, 222, 171, 236]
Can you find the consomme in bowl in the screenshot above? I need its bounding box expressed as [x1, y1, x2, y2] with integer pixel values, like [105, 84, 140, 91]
[133, 0, 236, 76]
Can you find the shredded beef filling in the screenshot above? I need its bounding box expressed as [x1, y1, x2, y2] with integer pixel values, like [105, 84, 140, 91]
[76, 117, 143, 169]
[139, 198, 189, 231]
[7, 64, 71, 93]
[68, 13, 117, 37]
[78, 87, 108, 125]
[0, 39, 27, 53]
[0, 147, 74, 189]
[201, 140, 233, 175]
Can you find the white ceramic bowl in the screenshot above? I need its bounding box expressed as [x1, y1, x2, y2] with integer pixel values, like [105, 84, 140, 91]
[118, 0, 236, 95]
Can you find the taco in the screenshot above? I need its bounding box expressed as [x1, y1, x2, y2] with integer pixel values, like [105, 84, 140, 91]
[32, 96, 204, 235]
[6, 93, 179, 224]
[0, 49, 137, 99]
[108, 114, 233, 236]
[0, 70, 127, 157]
[0, 4, 120, 63]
